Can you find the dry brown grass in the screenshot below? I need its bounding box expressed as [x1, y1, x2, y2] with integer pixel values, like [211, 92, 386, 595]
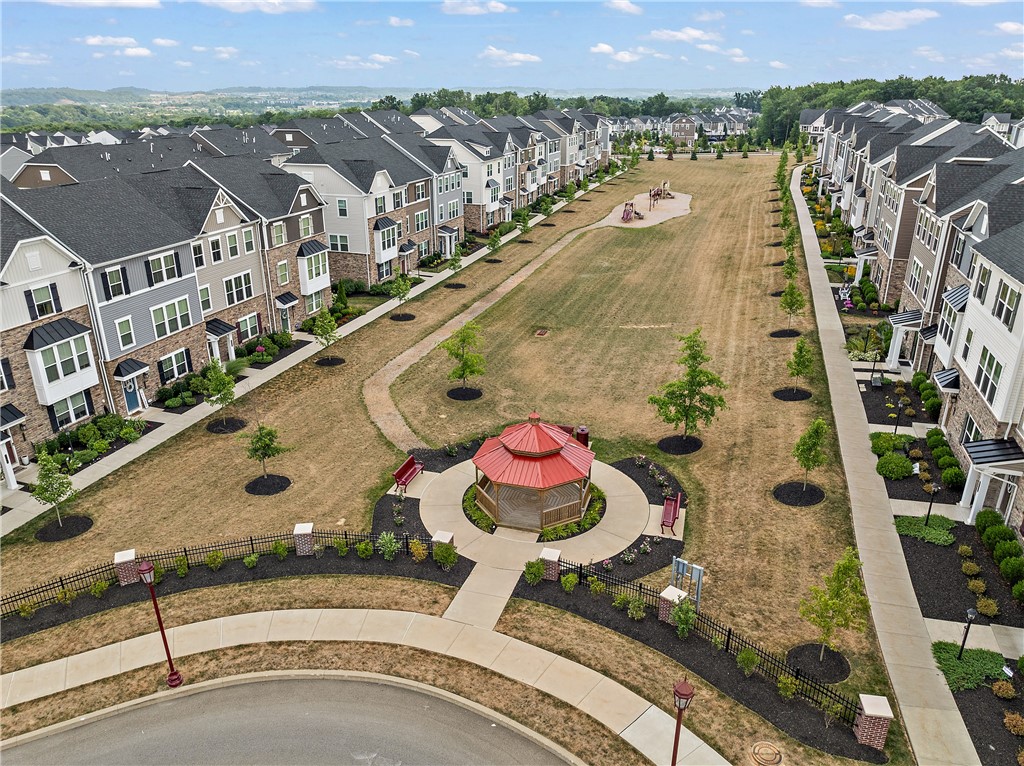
[1, 576, 456, 674]
[1, 642, 647, 765]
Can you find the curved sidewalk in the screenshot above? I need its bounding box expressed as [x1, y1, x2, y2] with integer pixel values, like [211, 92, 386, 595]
[791, 167, 979, 766]
[0, 608, 728, 766]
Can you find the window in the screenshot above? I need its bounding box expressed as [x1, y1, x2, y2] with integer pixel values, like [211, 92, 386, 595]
[41, 336, 91, 383]
[106, 268, 127, 299]
[962, 328, 974, 361]
[329, 234, 349, 252]
[993, 281, 1020, 331]
[192, 242, 205, 269]
[963, 413, 982, 444]
[921, 271, 932, 305]
[456, 172, 462, 189]
[938, 302, 956, 345]
[272, 222, 285, 247]
[305, 250, 328, 282]
[967, 251, 979, 280]
[149, 253, 178, 284]
[415, 183, 426, 201]
[380, 226, 397, 251]
[393, 191, 404, 210]
[337, 199, 348, 217]
[951, 234, 966, 271]
[238, 313, 260, 341]
[243, 229, 255, 253]
[490, 186, 499, 204]
[30, 285, 57, 318]
[40, 169, 51, 182]
[224, 272, 253, 306]
[375, 196, 386, 215]
[975, 347, 1002, 405]
[299, 215, 312, 238]
[209, 238, 223, 263]
[414, 211, 428, 232]
[158, 349, 190, 382]
[304, 291, 323, 314]
[300, 193, 307, 207]
[504, 176, 514, 193]
[418, 240, 429, 258]
[284, 133, 293, 142]
[437, 177, 443, 195]
[464, 191, 473, 204]
[227, 233, 239, 259]
[449, 200, 459, 219]
[486, 163, 494, 177]
[377, 261, 392, 281]
[974, 265, 991, 303]
[152, 298, 191, 339]
[53, 391, 89, 429]
[276, 261, 289, 285]
[437, 204, 445, 222]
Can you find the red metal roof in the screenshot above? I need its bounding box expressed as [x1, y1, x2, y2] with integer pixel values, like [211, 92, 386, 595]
[472, 414, 595, 489]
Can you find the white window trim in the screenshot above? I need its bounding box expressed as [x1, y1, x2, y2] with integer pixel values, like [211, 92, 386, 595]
[152, 297, 192, 340]
[226, 232, 240, 259]
[271, 221, 286, 247]
[114, 315, 135, 351]
[158, 348, 190, 382]
[53, 392, 90, 429]
[238, 312, 260, 342]
[243, 228, 255, 253]
[276, 260, 289, 285]
[191, 241, 205, 270]
[105, 266, 128, 301]
[209, 236, 223, 263]
[224, 270, 254, 307]
[299, 214, 313, 239]
[199, 284, 212, 314]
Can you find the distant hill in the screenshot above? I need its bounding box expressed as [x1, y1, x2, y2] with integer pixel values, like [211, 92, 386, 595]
[3, 87, 155, 106]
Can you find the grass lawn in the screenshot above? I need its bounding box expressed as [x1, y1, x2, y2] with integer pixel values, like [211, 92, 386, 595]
[345, 293, 389, 312]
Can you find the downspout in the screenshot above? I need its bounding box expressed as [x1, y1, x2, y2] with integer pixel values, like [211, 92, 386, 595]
[81, 264, 116, 415]
[257, 216, 275, 332]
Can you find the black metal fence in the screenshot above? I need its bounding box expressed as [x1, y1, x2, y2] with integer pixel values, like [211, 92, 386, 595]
[560, 558, 859, 727]
[0, 529, 439, 619]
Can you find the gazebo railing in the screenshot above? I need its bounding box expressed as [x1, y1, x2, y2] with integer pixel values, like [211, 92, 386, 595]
[541, 500, 583, 527]
[476, 481, 498, 518]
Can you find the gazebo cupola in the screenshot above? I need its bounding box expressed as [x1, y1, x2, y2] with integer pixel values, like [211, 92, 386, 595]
[472, 412, 595, 532]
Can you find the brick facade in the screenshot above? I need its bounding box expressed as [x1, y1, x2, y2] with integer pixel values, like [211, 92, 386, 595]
[106, 321, 209, 407]
[877, 250, 910, 307]
[264, 232, 331, 330]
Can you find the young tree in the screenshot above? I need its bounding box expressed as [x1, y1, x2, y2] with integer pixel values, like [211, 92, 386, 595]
[780, 280, 806, 327]
[245, 423, 290, 478]
[448, 245, 464, 278]
[439, 320, 486, 390]
[648, 328, 729, 437]
[487, 229, 503, 253]
[782, 225, 799, 257]
[689, 148, 698, 161]
[32, 451, 78, 527]
[787, 338, 814, 393]
[742, 148, 748, 159]
[565, 181, 578, 198]
[793, 417, 829, 489]
[799, 547, 869, 661]
[386, 273, 413, 308]
[311, 309, 340, 351]
[540, 197, 553, 217]
[205, 358, 237, 425]
[779, 204, 792, 231]
[581, 175, 590, 192]
[647, 148, 655, 161]
[715, 145, 724, 160]
[782, 253, 799, 280]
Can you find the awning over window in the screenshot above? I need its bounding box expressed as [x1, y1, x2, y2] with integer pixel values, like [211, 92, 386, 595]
[373, 216, 398, 231]
[855, 247, 878, 257]
[23, 317, 90, 350]
[398, 240, 417, 254]
[963, 438, 1024, 468]
[889, 309, 922, 329]
[274, 292, 299, 309]
[113, 358, 149, 380]
[1, 403, 26, 429]
[438, 225, 458, 236]
[942, 284, 970, 312]
[297, 239, 328, 257]
[205, 318, 236, 338]
[527, 163, 538, 171]
[485, 179, 500, 188]
[933, 368, 960, 393]
[501, 195, 514, 205]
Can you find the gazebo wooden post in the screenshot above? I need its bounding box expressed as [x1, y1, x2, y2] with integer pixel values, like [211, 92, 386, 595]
[494, 482, 499, 522]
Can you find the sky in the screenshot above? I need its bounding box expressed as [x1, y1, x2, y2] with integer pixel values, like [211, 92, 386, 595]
[1, 0, 1022, 93]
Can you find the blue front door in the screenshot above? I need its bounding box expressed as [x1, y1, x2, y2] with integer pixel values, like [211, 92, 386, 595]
[123, 378, 140, 412]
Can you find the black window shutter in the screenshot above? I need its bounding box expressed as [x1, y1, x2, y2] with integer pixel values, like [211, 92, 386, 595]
[121, 266, 131, 295]
[144, 260, 154, 287]
[49, 283, 62, 313]
[100, 272, 112, 301]
[83, 389, 94, 415]
[1, 358, 14, 389]
[256, 313, 263, 335]
[174, 251, 183, 278]
[24, 290, 38, 321]
[184, 348, 193, 372]
[46, 405, 59, 433]
[237, 323, 244, 344]
[158, 360, 169, 385]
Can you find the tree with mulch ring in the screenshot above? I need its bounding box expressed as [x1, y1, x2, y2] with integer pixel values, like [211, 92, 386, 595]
[35, 514, 93, 542]
[439, 320, 485, 402]
[773, 388, 812, 402]
[315, 356, 346, 367]
[311, 309, 345, 368]
[484, 258, 503, 263]
[771, 260, 786, 267]
[447, 387, 482, 401]
[769, 329, 802, 338]
[540, 222, 556, 227]
[770, 290, 784, 297]
[792, 418, 829, 494]
[787, 338, 814, 395]
[443, 282, 467, 289]
[657, 434, 703, 455]
[32, 451, 78, 529]
[779, 280, 806, 329]
[390, 313, 415, 321]
[204, 359, 246, 433]
[773, 482, 825, 506]
[518, 239, 533, 244]
[243, 423, 292, 496]
[207, 417, 247, 434]
[386, 273, 414, 321]
[799, 548, 868, 666]
[786, 643, 851, 683]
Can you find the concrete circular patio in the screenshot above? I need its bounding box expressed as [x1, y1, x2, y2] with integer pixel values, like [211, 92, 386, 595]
[418, 459, 651, 570]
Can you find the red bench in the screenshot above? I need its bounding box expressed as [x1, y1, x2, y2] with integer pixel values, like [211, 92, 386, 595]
[393, 455, 424, 492]
[661, 492, 683, 536]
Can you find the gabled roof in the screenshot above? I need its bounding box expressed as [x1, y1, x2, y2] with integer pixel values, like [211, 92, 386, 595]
[274, 118, 366, 143]
[16, 137, 202, 183]
[190, 155, 320, 220]
[192, 127, 290, 160]
[427, 124, 512, 161]
[121, 165, 224, 233]
[411, 108, 461, 127]
[288, 136, 429, 191]
[355, 110, 423, 136]
[973, 220, 1024, 281]
[0, 198, 47, 272]
[384, 133, 455, 175]
[800, 109, 826, 125]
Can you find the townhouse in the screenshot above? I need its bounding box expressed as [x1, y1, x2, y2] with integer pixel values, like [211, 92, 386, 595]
[479, 116, 547, 208]
[269, 118, 365, 154]
[516, 115, 563, 197]
[666, 115, 697, 147]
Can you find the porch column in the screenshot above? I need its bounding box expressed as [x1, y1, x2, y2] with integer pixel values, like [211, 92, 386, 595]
[959, 465, 979, 509]
[1, 443, 18, 490]
[886, 326, 906, 372]
[967, 474, 992, 525]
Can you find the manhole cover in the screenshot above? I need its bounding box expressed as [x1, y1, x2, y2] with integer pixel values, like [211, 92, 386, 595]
[750, 742, 782, 765]
[535, 329, 548, 337]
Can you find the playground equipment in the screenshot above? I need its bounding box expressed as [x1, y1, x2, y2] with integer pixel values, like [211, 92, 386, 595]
[663, 180, 674, 199]
[622, 201, 634, 222]
[671, 557, 704, 610]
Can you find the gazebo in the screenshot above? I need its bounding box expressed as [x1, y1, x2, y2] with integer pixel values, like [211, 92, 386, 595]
[472, 412, 595, 532]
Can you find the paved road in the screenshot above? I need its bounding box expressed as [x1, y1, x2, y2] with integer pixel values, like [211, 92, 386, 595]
[4, 679, 567, 766]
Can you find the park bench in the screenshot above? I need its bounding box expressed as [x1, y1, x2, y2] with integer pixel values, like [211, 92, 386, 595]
[393, 455, 424, 491]
[661, 492, 683, 536]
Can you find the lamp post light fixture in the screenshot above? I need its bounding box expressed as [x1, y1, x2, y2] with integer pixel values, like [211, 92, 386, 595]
[924, 482, 941, 527]
[670, 677, 695, 766]
[137, 560, 183, 688]
[957, 608, 979, 661]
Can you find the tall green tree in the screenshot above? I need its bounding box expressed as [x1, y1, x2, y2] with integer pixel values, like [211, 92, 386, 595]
[32, 451, 78, 527]
[787, 338, 814, 393]
[648, 328, 729, 437]
[244, 424, 290, 478]
[799, 548, 869, 661]
[793, 417, 829, 489]
[439, 320, 486, 390]
[780, 280, 806, 327]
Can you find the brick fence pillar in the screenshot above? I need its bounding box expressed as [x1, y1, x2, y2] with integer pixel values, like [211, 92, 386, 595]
[854, 694, 893, 750]
[293, 523, 314, 557]
[659, 585, 688, 624]
[432, 530, 454, 547]
[539, 548, 561, 581]
[114, 549, 139, 587]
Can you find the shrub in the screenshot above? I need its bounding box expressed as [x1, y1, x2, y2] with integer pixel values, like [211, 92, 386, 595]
[924, 397, 942, 419]
[1001, 557, 1024, 586]
[433, 541, 458, 571]
[612, 592, 631, 610]
[165, 397, 182, 409]
[993, 679, 1018, 699]
[938, 456, 960, 470]
[877, 452, 915, 480]
[73, 449, 98, 465]
[409, 539, 428, 564]
[333, 538, 349, 557]
[911, 372, 927, 390]
[918, 471, 932, 483]
[932, 642, 1007, 690]
[962, 561, 982, 576]
[627, 596, 647, 621]
[908, 448, 924, 460]
[524, 559, 545, 585]
[175, 555, 189, 578]
[1005, 711, 1024, 736]
[264, 539, 285, 561]
[18, 601, 37, 619]
[205, 550, 225, 571]
[976, 509, 1004, 536]
[967, 578, 987, 595]
[869, 431, 913, 456]
[55, 587, 77, 606]
[932, 446, 953, 461]
[977, 596, 1000, 618]
[181, 392, 196, 406]
[995, 540, 1024, 565]
[89, 438, 111, 454]
[919, 382, 937, 398]
[927, 432, 949, 450]
[778, 674, 798, 700]
[87, 580, 109, 599]
[983, 525, 1016, 551]
[671, 599, 697, 639]
[588, 576, 606, 596]
[120, 425, 141, 443]
[737, 647, 759, 676]
[561, 573, 579, 594]
[356, 540, 374, 560]
[243, 553, 259, 569]
[377, 531, 400, 561]
[895, 515, 956, 545]
[152, 562, 165, 584]
[1015, 581, 1024, 604]
[945, 465, 967, 489]
[959, 544, 974, 558]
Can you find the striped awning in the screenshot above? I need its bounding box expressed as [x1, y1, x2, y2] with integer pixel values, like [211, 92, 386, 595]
[933, 368, 960, 393]
[942, 284, 970, 312]
[920, 324, 938, 343]
[889, 309, 922, 329]
[963, 439, 1024, 468]
[855, 247, 878, 257]
[113, 357, 150, 380]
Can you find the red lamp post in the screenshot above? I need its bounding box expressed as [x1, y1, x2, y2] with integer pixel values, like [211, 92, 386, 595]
[138, 560, 183, 688]
[670, 677, 695, 765]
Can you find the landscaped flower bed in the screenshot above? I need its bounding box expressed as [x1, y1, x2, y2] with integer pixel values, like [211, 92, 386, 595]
[860, 379, 936, 427]
[33, 415, 161, 474]
[871, 429, 967, 506]
[610, 456, 686, 503]
[410, 439, 484, 473]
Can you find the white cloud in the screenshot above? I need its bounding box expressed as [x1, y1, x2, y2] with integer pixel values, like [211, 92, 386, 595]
[328, 55, 383, 70]
[740, 28, 754, 35]
[650, 26, 721, 43]
[730, 56, 750, 63]
[604, 0, 642, 15]
[589, 42, 615, 54]
[612, 50, 642, 62]
[800, 0, 839, 7]
[678, 55, 688, 62]
[769, 60, 788, 69]
[696, 43, 721, 53]
[403, 49, 421, 58]
[197, 0, 317, 13]
[41, 0, 160, 7]
[723, 47, 743, 56]
[478, 45, 540, 66]
[174, 60, 192, 67]
[694, 10, 724, 21]
[1001, 43, 1024, 60]
[92, 52, 106, 58]
[591, 42, 659, 63]
[83, 35, 137, 45]
[441, 0, 516, 15]
[962, 53, 995, 68]
[1, 51, 52, 65]
[239, 59, 260, 66]
[368, 53, 397, 63]
[388, 16, 413, 26]
[213, 46, 239, 59]
[653, 52, 671, 60]
[995, 21, 1024, 34]
[118, 69, 134, 75]
[122, 46, 152, 56]
[914, 45, 945, 62]
[842, 9, 939, 32]
[152, 38, 179, 46]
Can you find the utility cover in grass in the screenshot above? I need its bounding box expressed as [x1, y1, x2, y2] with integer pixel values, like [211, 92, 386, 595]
[206, 417, 247, 435]
[35, 515, 93, 542]
[447, 387, 482, 401]
[786, 643, 851, 683]
[315, 357, 345, 367]
[773, 481, 825, 506]
[245, 474, 291, 496]
[657, 434, 703, 455]
[390, 313, 415, 322]
[770, 329, 802, 338]
[773, 388, 812, 402]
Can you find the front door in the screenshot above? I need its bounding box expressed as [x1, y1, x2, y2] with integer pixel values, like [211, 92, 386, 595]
[280, 308, 290, 333]
[123, 377, 141, 413]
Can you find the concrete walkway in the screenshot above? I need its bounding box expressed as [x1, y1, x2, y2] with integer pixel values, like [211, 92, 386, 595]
[924, 617, 1024, 660]
[0, 608, 728, 766]
[792, 166, 980, 766]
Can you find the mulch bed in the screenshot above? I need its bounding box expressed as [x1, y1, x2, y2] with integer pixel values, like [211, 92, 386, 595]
[769, 329, 802, 338]
[0, 543, 473, 643]
[899, 521, 1024, 628]
[49, 421, 164, 472]
[484, 258, 503, 263]
[773, 482, 825, 507]
[539, 223, 556, 227]
[771, 260, 786, 267]
[444, 283, 467, 289]
[157, 396, 205, 415]
[409, 440, 484, 474]
[773, 388, 812, 402]
[610, 458, 686, 505]
[518, 239, 533, 244]
[953, 683, 1024, 766]
[510, 582, 885, 763]
[447, 387, 482, 401]
[206, 417, 247, 435]
[770, 290, 784, 297]
[561, 210, 577, 214]
[878, 434, 961, 505]
[34, 514, 93, 542]
[859, 381, 938, 428]
[246, 340, 311, 370]
[786, 644, 851, 683]
[315, 357, 346, 367]
[657, 434, 703, 456]
[390, 313, 415, 322]
[587, 532, 680, 580]
[244, 474, 291, 496]
[371, 493, 429, 540]
[1, 506, 13, 516]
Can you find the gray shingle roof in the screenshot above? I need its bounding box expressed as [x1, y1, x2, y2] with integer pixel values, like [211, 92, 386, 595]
[275, 118, 367, 143]
[20, 137, 203, 182]
[288, 136, 430, 192]
[973, 220, 1024, 281]
[191, 155, 315, 220]
[0, 198, 47, 272]
[23, 317, 91, 350]
[193, 127, 289, 160]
